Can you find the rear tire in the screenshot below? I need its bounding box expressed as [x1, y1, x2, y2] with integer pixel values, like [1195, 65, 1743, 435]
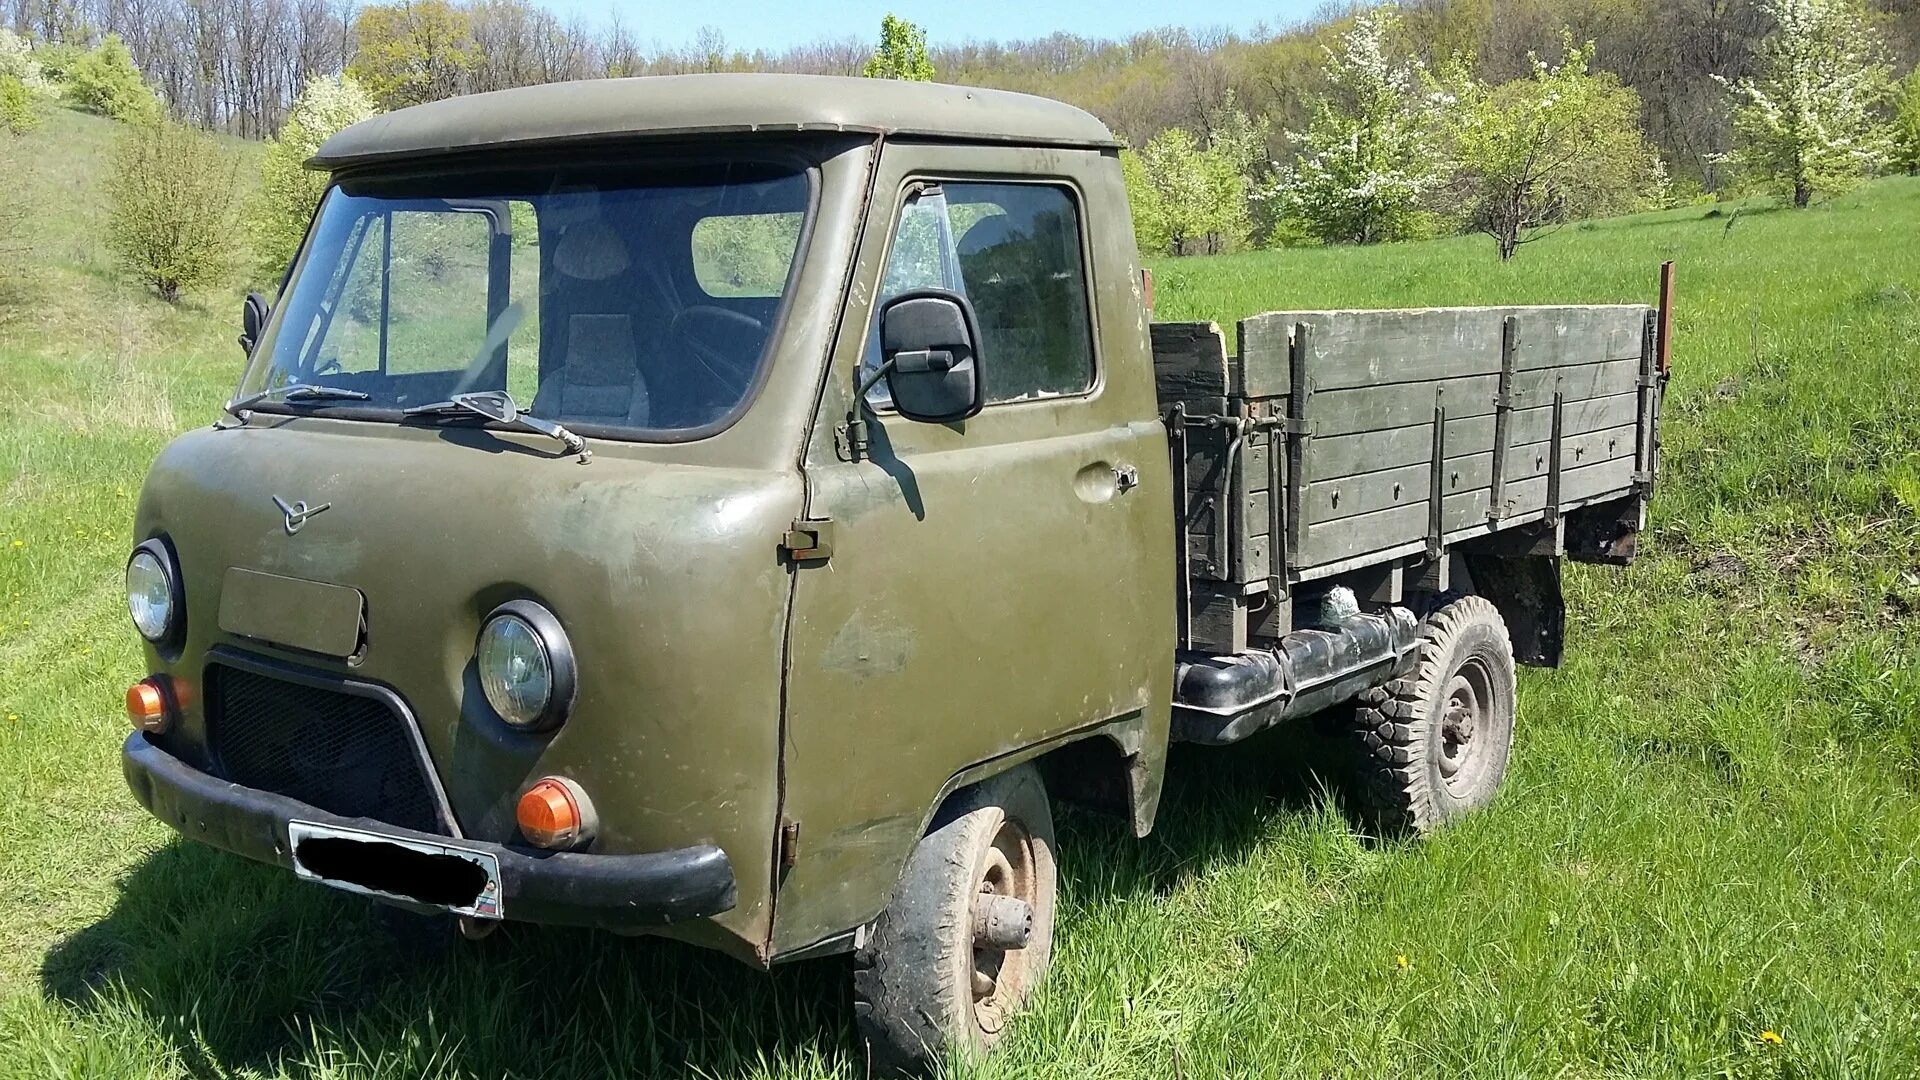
[852, 765, 1057, 1076]
[1351, 595, 1516, 835]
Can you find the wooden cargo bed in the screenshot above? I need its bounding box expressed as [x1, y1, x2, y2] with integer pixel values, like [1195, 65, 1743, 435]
[1154, 304, 1664, 654]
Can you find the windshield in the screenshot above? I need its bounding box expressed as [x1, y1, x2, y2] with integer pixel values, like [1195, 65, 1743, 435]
[240, 159, 812, 437]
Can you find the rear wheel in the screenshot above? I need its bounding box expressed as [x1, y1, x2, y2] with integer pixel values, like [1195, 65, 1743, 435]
[852, 765, 1057, 1076]
[1350, 595, 1516, 834]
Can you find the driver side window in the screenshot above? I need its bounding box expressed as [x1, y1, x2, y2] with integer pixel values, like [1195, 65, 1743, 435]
[867, 181, 1096, 408]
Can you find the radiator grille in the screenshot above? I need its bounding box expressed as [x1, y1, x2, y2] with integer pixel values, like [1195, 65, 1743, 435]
[205, 663, 445, 834]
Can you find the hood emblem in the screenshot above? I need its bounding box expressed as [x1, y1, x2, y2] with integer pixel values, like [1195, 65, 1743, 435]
[272, 495, 331, 535]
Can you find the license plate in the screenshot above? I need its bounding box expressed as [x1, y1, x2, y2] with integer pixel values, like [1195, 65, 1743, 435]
[287, 819, 504, 919]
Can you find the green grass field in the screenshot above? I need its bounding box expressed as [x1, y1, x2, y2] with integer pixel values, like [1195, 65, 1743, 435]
[3, 108, 1919, 1078]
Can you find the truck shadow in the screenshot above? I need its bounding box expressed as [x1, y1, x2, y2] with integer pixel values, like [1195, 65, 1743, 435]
[38, 722, 1355, 1076]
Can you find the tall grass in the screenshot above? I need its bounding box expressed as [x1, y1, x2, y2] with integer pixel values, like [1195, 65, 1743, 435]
[2, 109, 1918, 1078]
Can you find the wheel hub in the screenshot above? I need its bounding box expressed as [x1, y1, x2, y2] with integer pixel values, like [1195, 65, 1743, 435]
[969, 823, 1037, 1035]
[1437, 657, 1494, 788]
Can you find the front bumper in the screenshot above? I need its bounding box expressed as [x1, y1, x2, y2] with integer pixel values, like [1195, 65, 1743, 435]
[122, 733, 737, 930]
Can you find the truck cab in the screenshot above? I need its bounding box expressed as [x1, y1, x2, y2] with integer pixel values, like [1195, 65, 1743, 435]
[120, 74, 1661, 1074]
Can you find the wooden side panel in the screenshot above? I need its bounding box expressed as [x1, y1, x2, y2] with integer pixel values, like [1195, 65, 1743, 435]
[1511, 307, 1646, 370]
[1151, 321, 1232, 413]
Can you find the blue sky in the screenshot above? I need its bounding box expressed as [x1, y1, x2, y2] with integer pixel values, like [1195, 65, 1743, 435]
[538, 1, 1327, 53]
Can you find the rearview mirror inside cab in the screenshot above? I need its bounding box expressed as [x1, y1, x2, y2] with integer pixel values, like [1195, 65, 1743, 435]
[239, 292, 270, 357]
[877, 290, 985, 423]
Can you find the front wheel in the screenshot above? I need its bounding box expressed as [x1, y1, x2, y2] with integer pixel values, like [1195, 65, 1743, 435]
[1350, 595, 1517, 835]
[852, 765, 1057, 1076]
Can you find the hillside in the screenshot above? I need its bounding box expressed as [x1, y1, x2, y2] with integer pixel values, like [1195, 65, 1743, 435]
[2, 109, 1919, 1077]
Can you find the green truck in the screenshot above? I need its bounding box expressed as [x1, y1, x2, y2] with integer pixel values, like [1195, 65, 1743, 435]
[119, 74, 1666, 1072]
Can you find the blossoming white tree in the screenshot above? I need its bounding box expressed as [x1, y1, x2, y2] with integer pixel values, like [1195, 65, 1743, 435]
[1275, 6, 1447, 245]
[1716, 0, 1893, 207]
[251, 73, 377, 281]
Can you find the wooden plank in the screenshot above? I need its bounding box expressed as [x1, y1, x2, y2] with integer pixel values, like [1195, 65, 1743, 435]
[1502, 423, 1637, 485]
[1507, 392, 1637, 447]
[1309, 415, 1497, 481]
[1309, 373, 1502, 438]
[1511, 306, 1649, 370]
[1235, 306, 1649, 395]
[1510, 357, 1641, 406]
[1151, 321, 1232, 411]
[1488, 456, 1639, 520]
[1234, 314, 1294, 399]
[1244, 308, 1504, 393]
[1297, 487, 1494, 568]
[1305, 451, 1495, 526]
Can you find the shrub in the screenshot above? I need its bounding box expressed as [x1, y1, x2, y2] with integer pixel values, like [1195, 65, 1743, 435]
[249, 73, 376, 282]
[0, 74, 36, 134]
[65, 34, 161, 124]
[106, 121, 240, 301]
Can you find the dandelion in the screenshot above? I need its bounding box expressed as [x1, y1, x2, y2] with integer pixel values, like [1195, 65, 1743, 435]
[5, 713, 16, 722]
[9, 540, 21, 548]
[1394, 954, 1410, 971]
[1760, 1030, 1784, 1046]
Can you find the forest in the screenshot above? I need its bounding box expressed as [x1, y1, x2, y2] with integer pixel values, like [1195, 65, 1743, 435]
[3, 0, 1920, 281]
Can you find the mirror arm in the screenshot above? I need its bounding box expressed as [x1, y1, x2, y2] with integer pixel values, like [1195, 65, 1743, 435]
[854, 356, 899, 403]
[843, 356, 903, 462]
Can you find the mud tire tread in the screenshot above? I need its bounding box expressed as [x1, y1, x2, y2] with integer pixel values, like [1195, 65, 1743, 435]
[1349, 595, 1515, 836]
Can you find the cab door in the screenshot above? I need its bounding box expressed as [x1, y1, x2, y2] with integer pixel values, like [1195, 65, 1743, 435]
[773, 143, 1174, 953]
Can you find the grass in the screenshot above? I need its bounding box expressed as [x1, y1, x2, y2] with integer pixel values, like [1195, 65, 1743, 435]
[3, 107, 1919, 1077]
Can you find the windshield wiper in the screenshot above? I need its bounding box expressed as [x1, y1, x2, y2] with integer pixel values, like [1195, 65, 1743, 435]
[403, 390, 593, 464]
[225, 383, 370, 419]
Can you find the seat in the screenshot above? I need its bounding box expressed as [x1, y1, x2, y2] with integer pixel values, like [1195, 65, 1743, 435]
[530, 218, 651, 427]
[530, 313, 650, 427]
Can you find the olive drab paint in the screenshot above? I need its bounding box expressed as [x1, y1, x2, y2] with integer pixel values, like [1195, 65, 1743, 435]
[125, 74, 1659, 974]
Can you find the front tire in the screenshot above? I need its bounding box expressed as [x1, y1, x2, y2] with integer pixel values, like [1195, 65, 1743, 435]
[852, 765, 1057, 1076]
[1351, 595, 1517, 834]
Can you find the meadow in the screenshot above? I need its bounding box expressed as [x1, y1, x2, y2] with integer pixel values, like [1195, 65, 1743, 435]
[2, 107, 1919, 1078]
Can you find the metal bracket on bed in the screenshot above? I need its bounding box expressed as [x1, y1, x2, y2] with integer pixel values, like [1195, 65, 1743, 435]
[1284, 323, 1314, 560]
[1427, 386, 1447, 559]
[1488, 315, 1518, 525]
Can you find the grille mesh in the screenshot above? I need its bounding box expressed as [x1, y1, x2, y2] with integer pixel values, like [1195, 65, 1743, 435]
[205, 663, 445, 834]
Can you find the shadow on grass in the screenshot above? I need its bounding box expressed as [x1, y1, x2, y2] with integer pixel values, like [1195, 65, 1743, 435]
[37, 725, 1354, 1076]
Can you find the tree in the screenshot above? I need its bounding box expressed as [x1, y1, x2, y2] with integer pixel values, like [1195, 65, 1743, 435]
[250, 72, 376, 282]
[1274, 6, 1448, 246]
[106, 121, 240, 301]
[1204, 89, 1277, 244]
[863, 14, 933, 81]
[1717, 0, 1894, 207]
[0, 28, 50, 94]
[1894, 68, 1920, 176]
[348, 0, 477, 111]
[64, 34, 161, 123]
[1122, 127, 1249, 256]
[1438, 37, 1667, 260]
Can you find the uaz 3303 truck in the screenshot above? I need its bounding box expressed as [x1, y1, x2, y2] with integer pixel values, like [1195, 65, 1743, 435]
[119, 74, 1666, 1073]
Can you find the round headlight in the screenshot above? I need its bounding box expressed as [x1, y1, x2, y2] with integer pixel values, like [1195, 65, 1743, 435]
[477, 601, 574, 730]
[126, 542, 179, 644]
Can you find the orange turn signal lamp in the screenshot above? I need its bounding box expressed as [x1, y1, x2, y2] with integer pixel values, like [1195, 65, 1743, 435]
[125, 676, 177, 734]
[516, 776, 595, 850]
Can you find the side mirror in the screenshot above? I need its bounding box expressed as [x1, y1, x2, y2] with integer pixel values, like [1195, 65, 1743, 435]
[239, 292, 270, 356]
[876, 290, 985, 424]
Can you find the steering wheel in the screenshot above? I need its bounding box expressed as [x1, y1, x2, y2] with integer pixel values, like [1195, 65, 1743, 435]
[669, 305, 768, 396]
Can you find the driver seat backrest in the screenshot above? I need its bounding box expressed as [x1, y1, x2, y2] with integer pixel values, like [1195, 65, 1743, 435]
[531, 314, 650, 427]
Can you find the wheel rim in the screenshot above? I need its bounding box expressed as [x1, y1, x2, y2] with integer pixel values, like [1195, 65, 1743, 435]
[1437, 656, 1495, 792]
[970, 819, 1036, 1036]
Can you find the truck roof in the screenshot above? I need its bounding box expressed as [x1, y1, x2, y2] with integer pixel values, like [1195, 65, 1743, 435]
[310, 73, 1120, 169]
